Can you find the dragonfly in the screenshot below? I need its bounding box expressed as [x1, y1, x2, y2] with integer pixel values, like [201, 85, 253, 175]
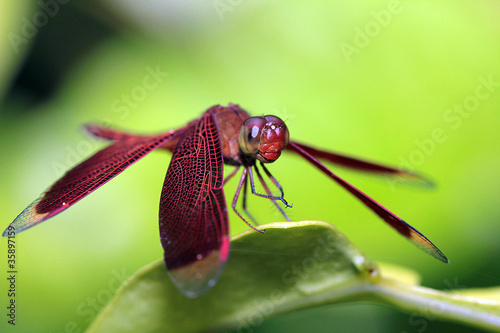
[2, 104, 448, 297]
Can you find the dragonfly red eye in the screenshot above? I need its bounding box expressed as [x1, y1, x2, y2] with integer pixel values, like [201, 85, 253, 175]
[239, 117, 267, 156]
[257, 115, 289, 163]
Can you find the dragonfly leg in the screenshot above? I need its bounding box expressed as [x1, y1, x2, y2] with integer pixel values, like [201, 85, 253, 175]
[248, 165, 291, 207]
[242, 173, 258, 225]
[259, 162, 293, 208]
[223, 166, 240, 185]
[254, 166, 290, 222]
[231, 168, 263, 233]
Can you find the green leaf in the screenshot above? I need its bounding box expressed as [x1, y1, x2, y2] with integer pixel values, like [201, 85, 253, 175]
[86, 221, 500, 332]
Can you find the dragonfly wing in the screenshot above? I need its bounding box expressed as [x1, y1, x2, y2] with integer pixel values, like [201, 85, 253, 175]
[85, 123, 183, 152]
[159, 111, 229, 297]
[85, 124, 147, 141]
[2, 133, 176, 236]
[287, 141, 434, 187]
[288, 142, 448, 263]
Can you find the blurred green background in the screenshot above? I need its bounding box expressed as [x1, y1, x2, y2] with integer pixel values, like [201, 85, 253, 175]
[1, 1, 499, 332]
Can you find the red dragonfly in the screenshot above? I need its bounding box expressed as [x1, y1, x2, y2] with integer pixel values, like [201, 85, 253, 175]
[3, 104, 448, 297]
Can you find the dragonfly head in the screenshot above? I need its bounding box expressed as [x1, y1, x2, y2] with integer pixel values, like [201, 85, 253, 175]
[239, 115, 289, 163]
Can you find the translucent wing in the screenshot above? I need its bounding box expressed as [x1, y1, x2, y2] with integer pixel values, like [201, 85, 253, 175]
[2, 133, 177, 236]
[85, 123, 183, 152]
[159, 111, 230, 297]
[287, 141, 434, 187]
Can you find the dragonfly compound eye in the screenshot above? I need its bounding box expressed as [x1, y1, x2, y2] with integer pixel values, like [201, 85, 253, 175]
[239, 116, 267, 156]
[255, 115, 289, 163]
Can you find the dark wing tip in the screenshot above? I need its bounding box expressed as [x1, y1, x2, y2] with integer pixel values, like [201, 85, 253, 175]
[83, 123, 107, 138]
[394, 170, 436, 189]
[441, 255, 450, 264]
[400, 219, 449, 264]
[427, 244, 449, 264]
[2, 196, 51, 237]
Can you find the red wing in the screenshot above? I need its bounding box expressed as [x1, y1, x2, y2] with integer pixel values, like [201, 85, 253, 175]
[159, 111, 229, 297]
[287, 141, 434, 187]
[288, 142, 448, 263]
[2, 132, 177, 237]
[85, 123, 185, 152]
[85, 124, 148, 142]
